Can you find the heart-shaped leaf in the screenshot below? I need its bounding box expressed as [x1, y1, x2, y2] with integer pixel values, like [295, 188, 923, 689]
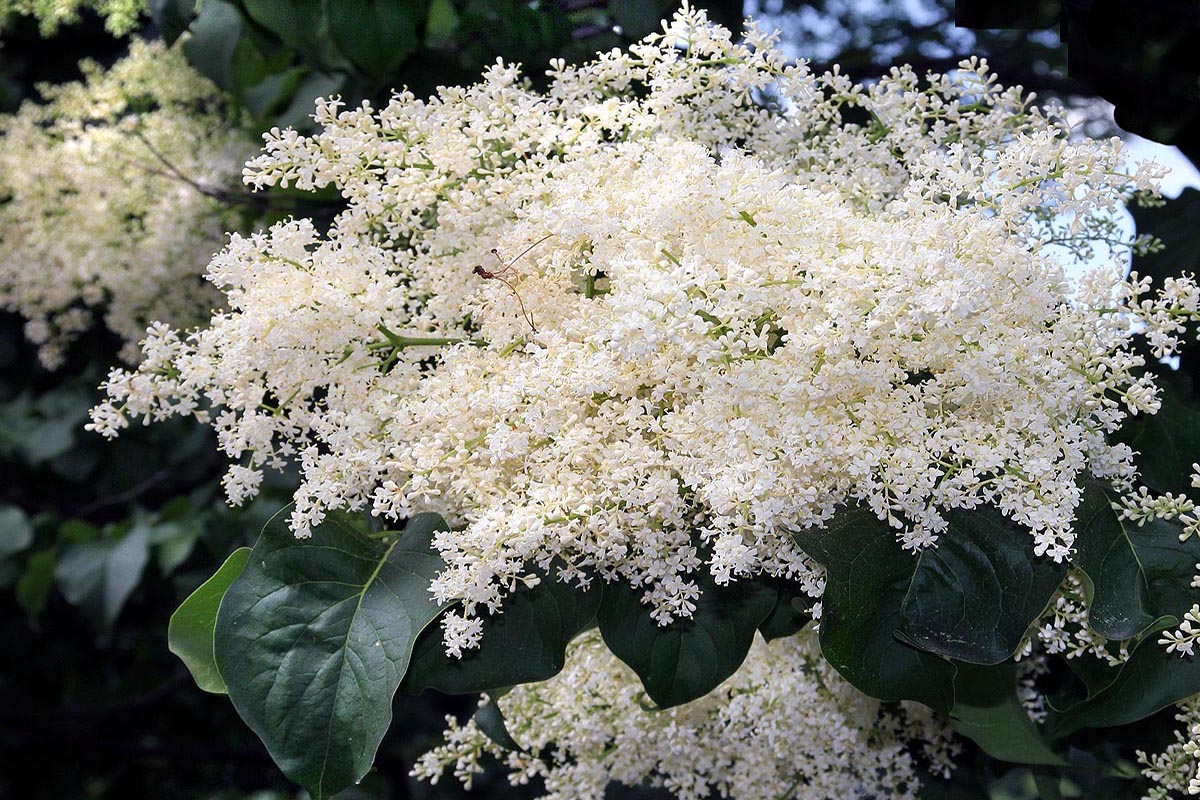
[214, 510, 446, 799]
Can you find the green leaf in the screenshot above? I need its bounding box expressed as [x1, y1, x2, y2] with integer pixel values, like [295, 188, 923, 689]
[792, 507, 954, 712]
[149, 0, 197, 44]
[473, 695, 523, 752]
[1122, 368, 1200, 496]
[1048, 636, 1200, 738]
[898, 506, 1067, 664]
[597, 571, 776, 709]
[151, 518, 205, 576]
[423, 0, 459, 46]
[54, 524, 150, 632]
[328, 0, 420, 80]
[1130, 188, 1200, 285]
[949, 662, 1065, 766]
[401, 567, 601, 694]
[243, 66, 307, 122]
[1074, 481, 1200, 640]
[0, 505, 33, 557]
[214, 511, 446, 799]
[15, 548, 56, 622]
[182, 0, 246, 91]
[168, 547, 251, 694]
[239, 0, 346, 71]
[757, 577, 812, 641]
[273, 71, 347, 129]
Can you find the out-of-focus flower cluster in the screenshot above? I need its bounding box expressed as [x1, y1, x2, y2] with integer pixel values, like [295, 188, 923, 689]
[89, 7, 1199, 645]
[413, 628, 959, 800]
[0, 40, 253, 367]
[0, 0, 144, 35]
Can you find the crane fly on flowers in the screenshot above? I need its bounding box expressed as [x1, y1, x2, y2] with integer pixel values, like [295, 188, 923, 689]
[473, 233, 552, 333]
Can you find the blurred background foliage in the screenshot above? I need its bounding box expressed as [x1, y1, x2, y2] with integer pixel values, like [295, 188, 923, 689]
[0, 1, 1197, 798]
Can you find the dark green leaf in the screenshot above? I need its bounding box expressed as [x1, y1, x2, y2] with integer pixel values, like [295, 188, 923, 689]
[1048, 636, 1200, 738]
[597, 572, 775, 709]
[792, 507, 954, 712]
[182, 0, 246, 91]
[899, 506, 1067, 664]
[54, 523, 150, 632]
[149, 0, 197, 44]
[1123, 368, 1200, 496]
[757, 577, 812, 641]
[239, 0, 346, 71]
[402, 567, 600, 695]
[168, 547, 251, 694]
[1074, 480, 1200, 640]
[1130, 188, 1200, 285]
[214, 511, 446, 799]
[328, 0, 420, 80]
[0, 505, 33, 557]
[15, 548, 56, 622]
[473, 695, 523, 752]
[949, 662, 1065, 766]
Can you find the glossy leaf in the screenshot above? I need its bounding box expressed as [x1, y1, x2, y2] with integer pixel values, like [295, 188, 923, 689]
[792, 507, 954, 712]
[168, 547, 251, 694]
[214, 511, 446, 799]
[401, 567, 600, 695]
[54, 523, 150, 632]
[1074, 481, 1200, 640]
[597, 572, 775, 709]
[899, 506, 1067, 664]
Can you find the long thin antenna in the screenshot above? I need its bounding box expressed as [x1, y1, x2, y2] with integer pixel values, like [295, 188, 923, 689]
[473, 233, 553, 332]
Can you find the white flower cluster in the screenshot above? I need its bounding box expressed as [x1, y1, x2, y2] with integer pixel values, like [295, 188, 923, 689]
[412, 628, 959, 800]
[0, 40, 253, 367]
[1139, 696, 1200, 798]
[1020, 571, 1129, 665]
[90, 7, 1197, 633]
[0, 0, 144, 35]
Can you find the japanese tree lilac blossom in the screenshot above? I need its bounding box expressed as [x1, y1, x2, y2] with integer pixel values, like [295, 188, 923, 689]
[89, 8, 1200, 639]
